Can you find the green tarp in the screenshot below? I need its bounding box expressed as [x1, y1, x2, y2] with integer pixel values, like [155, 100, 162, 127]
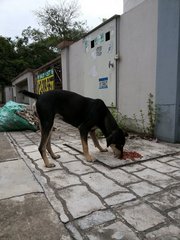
[0, 101, 36, 132]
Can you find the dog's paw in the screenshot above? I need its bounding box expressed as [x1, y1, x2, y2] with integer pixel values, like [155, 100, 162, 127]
[52, 154, 60, 159]
[46, 162, 56, 168]
[100, 148, 108, 152]
[86, 154, 95, 162]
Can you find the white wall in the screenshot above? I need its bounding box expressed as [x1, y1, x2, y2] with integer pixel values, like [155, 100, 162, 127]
[5, 87, 13, 102]
[123, 0, 145, 13]
[118, 0, 158, 123]
[61, 0, 158, 129]
[12, 71, 34, 106]
[62, 17, 119, 106]
[62, 40, 85, 95]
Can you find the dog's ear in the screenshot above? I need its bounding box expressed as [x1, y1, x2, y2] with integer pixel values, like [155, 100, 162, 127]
[106, 134, 113, 147]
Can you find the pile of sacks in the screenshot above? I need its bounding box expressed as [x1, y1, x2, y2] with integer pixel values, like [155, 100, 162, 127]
[0, 101, 38, 132]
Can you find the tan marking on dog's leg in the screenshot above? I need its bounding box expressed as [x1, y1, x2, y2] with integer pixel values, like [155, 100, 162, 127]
[80, 137, 95, 162]
[90, 131, 108, 152]
[46, 129, 60, 159]
[110, 144, 122, 158]
[38, 123, 55, 168]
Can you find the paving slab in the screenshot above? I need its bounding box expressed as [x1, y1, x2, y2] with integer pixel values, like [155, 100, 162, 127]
[56, 151, 79, 163]
[105, 192, 136, 206]
[0, 160, 42, 199]
[167, 158, 180, 167]
[27, 151, 42, 160]
[133, 168, 178, 188]
[46, 169, 81, 189]
[145, 224, 180, 240]
[168, 208, 180, 222]
[128, 181, 162, 197]
[141, 160, 179, 173]
[147, 191, 180, 211]
[117, 202, 165, 231]
[81, 172, 128, 198]
[21, 144, 38, 153]
[169, 186, 180, 197]
[75, 209, 116, 230]
[58, 185, 105, 219]
[168, 170, 180, 179]
[66, 223, 84, 240]
[0, 193, 71, 240]
[86, 221, 139, 240]
[64, 138, 180, 168]
[93, 166, 141, 185]
[35, 159, 62, 172]
[63, 161, 94, 175]
[0, 132, 18, 161]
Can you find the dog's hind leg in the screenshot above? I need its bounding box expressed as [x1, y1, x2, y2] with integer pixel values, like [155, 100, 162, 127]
[90, 130, 108, 152]
[39, 120, 56, 168]
[46, 129, 60, 159]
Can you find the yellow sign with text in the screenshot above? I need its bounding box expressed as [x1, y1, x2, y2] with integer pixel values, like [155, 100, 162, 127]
[36, 69, 54, 94]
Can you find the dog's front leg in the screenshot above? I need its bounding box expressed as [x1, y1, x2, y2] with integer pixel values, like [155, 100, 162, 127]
[79, 127, 95, 161]
[80, 137, 95, 162]
[90, 130, 108, 152]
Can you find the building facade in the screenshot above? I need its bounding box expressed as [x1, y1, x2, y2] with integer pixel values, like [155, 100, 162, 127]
[60, 0, 180, 143]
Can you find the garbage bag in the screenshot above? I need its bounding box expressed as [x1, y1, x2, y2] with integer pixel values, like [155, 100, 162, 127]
[0, 101, 37, 132]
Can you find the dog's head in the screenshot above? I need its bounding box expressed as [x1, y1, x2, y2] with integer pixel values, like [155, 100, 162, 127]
[106, 129, 127, 158]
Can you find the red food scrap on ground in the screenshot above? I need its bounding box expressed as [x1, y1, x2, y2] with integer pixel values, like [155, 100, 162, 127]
[122, 151, 142, 160]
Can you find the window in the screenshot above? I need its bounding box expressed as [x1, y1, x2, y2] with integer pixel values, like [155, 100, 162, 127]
[91, 40, 95, 48]
[105, 31, 110, 41]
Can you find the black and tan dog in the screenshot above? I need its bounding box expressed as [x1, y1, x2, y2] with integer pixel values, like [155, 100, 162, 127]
[21, 90, 126, 168]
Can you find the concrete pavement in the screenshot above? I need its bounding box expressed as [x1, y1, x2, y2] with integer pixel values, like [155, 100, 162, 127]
[0, 131, 72, 240]
[0, 119, 180, 239]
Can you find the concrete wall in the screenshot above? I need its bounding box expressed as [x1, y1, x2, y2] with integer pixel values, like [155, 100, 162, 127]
[118, 0, 158, 122]
[62, 40, 86, 95]
[61, 2, 158, 126]
[4, 87, 13, 102]
[12, 71, 34, 107]
[67, 40, 85, 94]
[155, 0, 180, 142]
[123, 0, 146, 13]
[61, 0, 180, 142]
[62, 16, 119, 106]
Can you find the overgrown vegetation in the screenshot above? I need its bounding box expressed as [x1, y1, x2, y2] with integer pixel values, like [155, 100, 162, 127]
[98, 93, 157, 139]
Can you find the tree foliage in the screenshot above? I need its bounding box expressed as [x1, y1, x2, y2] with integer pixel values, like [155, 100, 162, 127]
[0, 36, 17, 85]
[0, 35, 58, 85]
[35, 0, 88, 41]
[0, 0, 88, 85]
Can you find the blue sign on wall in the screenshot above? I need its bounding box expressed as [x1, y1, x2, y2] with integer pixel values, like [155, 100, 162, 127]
[99, 77, 108, 89]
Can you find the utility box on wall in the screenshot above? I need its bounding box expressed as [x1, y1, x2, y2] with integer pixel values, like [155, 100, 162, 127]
[82, 16, 119, 106]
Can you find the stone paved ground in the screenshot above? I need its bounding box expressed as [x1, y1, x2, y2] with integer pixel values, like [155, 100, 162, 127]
[3, 119, 180, 239]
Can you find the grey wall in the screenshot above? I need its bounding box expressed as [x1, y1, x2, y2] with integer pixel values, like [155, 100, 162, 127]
[155, 0, 180, 142]
[62, 40, 85, 94]
[118, 0, 158, 123]
[5, 87, 13, 102]
[123, 0, 146, 13]
[12, 71, 34, 107]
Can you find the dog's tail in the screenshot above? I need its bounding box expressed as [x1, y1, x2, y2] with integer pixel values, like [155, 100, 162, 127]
[19, 90, 39, 99]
